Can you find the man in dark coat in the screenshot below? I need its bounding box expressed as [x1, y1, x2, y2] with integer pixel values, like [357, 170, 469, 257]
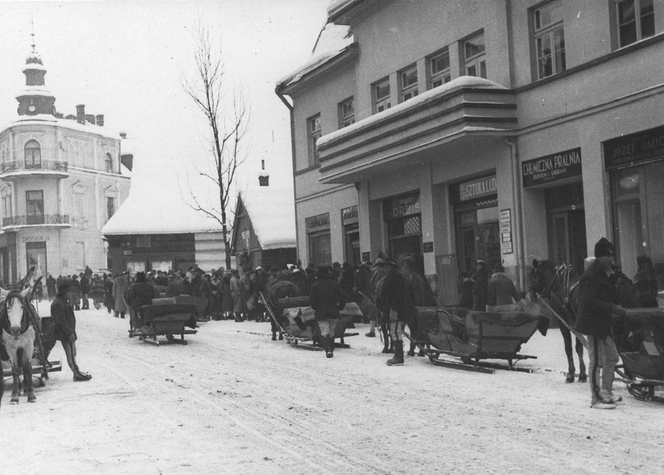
[379, 257, 407, 366]
[575, 238, 626, 410]
[70, 275, 82, 310]
[309, 265, 346, 358]
[472, 259, 489, 311]
[51, 282, 91, 381]
[79, 272, 90, 310]
[126, 271, 155, 332]
[46, 273, 57, 301]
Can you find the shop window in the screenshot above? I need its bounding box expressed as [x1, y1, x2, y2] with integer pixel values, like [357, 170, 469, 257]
[373, 77, 391, 113]
[338, 97, 355, 128]
[464, 32, 486, 78]
[429, 48, 451, 88]
[307, 114, 321, 167]
[533, 0, 566, 79]
[615, 0, 655, 48]
[24, 140, 41, 169]
[399, 64, 418, 103]
[308, 231, 331, 266]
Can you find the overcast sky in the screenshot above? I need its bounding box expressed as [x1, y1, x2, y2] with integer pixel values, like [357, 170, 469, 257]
[0, 0, 330, 211]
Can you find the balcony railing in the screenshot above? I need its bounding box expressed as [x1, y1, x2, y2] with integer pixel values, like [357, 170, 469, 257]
[0, 160, 69, 177]
[2, 214, 71, 228]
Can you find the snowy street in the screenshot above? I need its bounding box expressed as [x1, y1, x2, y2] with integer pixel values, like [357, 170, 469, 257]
[1, 306, 663, 475]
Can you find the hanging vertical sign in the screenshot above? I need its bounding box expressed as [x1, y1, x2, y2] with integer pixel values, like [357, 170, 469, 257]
[500, 209, 513, 254]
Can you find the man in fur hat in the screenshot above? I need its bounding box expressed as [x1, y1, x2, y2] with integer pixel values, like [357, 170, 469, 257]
[575, 237, 627, 409]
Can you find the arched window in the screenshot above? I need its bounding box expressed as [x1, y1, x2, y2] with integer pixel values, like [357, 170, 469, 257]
[105, 153, 114, 173]
[25, 140, 41, 169]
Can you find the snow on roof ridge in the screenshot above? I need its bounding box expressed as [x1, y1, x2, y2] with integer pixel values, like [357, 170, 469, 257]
[318, 76, 507, 148]
[2, 115, 122, 140]
[276, 23, 353, 89]
[239, 184, 295, 250]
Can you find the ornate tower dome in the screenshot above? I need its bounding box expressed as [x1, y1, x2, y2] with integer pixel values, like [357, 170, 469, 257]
[16, 34, 56, 117]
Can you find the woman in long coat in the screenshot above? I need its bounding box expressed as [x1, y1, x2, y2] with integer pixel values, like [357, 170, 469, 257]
[112, 272, 130, 319]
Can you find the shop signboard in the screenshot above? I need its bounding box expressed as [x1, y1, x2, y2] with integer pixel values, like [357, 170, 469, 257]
[459, 175, 496, 202]
[305, 213, 330, 232]
[383, 193, 420, 220]
[341, 205, 358, 225]
[604, 124, 664, 170]
[522, 147, 582, 188]
[499, 209, 513, 254]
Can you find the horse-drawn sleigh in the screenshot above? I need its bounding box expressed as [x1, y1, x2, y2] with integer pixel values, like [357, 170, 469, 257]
[261, 291, 359, 351]
[128, 297, 198, 346]
[410, 306, 548, 373]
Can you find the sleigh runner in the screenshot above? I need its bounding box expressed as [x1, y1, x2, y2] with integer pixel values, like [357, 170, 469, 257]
[411, 306, 549, 373]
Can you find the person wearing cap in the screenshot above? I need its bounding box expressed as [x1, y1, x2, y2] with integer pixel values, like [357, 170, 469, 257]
[486, 263, 526, 312]
[309, 265, 346, 358]
[364, 257, 387, 338]
[575, 237, 627, 410]
[472, 259, 489, 311]
[378, 257, 407, 366]
[51, 282, 92, 381]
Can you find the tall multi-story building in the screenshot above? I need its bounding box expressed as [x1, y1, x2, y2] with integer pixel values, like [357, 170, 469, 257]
[0, 45, 130, 282]
[277, 0, 664, 303]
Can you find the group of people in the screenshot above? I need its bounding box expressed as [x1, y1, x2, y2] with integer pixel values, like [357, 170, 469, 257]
[458, 259, 526, 312]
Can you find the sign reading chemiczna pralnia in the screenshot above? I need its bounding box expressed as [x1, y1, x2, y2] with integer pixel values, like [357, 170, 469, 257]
[603, 124, 664, 170]
[521, 147, 582, 188]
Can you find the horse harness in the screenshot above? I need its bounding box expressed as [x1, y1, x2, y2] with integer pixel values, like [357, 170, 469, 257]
[0, 295, 31, 336]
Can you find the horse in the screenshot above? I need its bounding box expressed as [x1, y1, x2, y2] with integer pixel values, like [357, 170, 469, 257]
[1, 291, 38, 404]
[530, 259, 587, 383]
[0, 266, 44, 406]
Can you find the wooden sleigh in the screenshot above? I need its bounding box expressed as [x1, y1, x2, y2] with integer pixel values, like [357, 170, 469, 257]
[613, 308, 664, 404]
[262, 293, 360, 351]
[128, 300, 198, 346]
[411, 306, 549, 374]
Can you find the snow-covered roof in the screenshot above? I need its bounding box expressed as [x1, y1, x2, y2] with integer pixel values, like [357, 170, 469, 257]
[239, 184, 296, 250]
[102, 188, 222, 236]
[276, 23, 354, 89]
[327, 0, 361, 19]
[1, 114, 121, 140]
[318, 76, 508, 148]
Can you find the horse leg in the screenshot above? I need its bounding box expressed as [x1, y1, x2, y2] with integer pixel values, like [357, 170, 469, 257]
[380, 319, 392, 353]
[575, 337, 587, 382]
[10, 352, 21, 404]
[22, 351, 35, 403]
[560, 326, 576, 383]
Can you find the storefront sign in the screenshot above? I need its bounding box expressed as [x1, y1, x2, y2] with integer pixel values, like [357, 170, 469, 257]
[604, 124, 664, 170]
[22, 236, 49, 242]
[383, 193, 420, 220]
[306, 213, 330, 232]
[499, 209, 513, 255]
[341, 205, 358, 225]
[459, 176, 497, 202]
[522, 147, 582, 188]
[423, 241, 434, 253]
[362, 251, 371, 263]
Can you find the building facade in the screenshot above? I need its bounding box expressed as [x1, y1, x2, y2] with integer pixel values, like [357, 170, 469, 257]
[0, 46, 130, 282]
[276, 0, 664, 304]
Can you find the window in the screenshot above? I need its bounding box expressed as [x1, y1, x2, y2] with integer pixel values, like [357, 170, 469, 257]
[76, 242, 86, 269]
[73, 184, 87, 228]
[24, 140, 41, 169]
[2, 193, 12, 220]
[308, 231, 331, 265]
[307, 114, 321, 166]
[105, 153, 114, 173]
[338, 97, 355, 128]
[534, 0, 566, 79]
[26, 242, 47, 273]
[107, 196, 116, 223]
[373, 77, 392, 113]
[464, 32, 487, 78]
[26, 190, 44, 225]
[616, 0, 655, 48]
[429, 48, 451, 88]
[399, 65, 418, 102]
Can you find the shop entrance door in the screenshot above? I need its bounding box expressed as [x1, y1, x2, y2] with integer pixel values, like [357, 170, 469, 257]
[550, 210, 587, 273]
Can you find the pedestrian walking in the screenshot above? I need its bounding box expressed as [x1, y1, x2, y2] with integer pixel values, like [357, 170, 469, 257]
[379, 257, 406, 366]
[112, 272, 129, 319]
[309, 265, 345, 358]
[51, 282, 92, 381]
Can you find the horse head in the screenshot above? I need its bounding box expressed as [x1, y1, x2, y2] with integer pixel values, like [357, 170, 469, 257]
[529, 259, 558, 299]
[2, 291, 28, 338]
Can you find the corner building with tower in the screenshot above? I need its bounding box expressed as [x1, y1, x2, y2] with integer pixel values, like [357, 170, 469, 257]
[0, 45, 130, 282]
[276, 0, 664, 303]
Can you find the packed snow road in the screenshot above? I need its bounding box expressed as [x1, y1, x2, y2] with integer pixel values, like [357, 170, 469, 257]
[1, 306, 663, 475]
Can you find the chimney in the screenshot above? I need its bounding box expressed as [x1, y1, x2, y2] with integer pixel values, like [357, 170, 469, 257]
[258, 159, 269, 186]
[119, 131, 127, 139]
[85, 114, 96, 125]
[76, 104, 85, 124]
[96, 114, 104, 127]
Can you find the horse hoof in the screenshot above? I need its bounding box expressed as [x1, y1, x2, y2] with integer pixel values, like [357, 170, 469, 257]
[28, 394, 36, 403]
[565, 376, 574, 383]
[381, 347, 390, 354]
[578, 375, 588, 383]
[10, 397, 19, 404]
[407, 351, 415, 357]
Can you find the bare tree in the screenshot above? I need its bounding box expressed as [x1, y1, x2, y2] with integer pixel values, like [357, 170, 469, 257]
[182, 24, 248, 270]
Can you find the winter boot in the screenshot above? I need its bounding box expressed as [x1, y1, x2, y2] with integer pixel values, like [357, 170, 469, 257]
[325, 336, 334, 358]
[386, 340, 404, 366]
[73, 366, 92, 381]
